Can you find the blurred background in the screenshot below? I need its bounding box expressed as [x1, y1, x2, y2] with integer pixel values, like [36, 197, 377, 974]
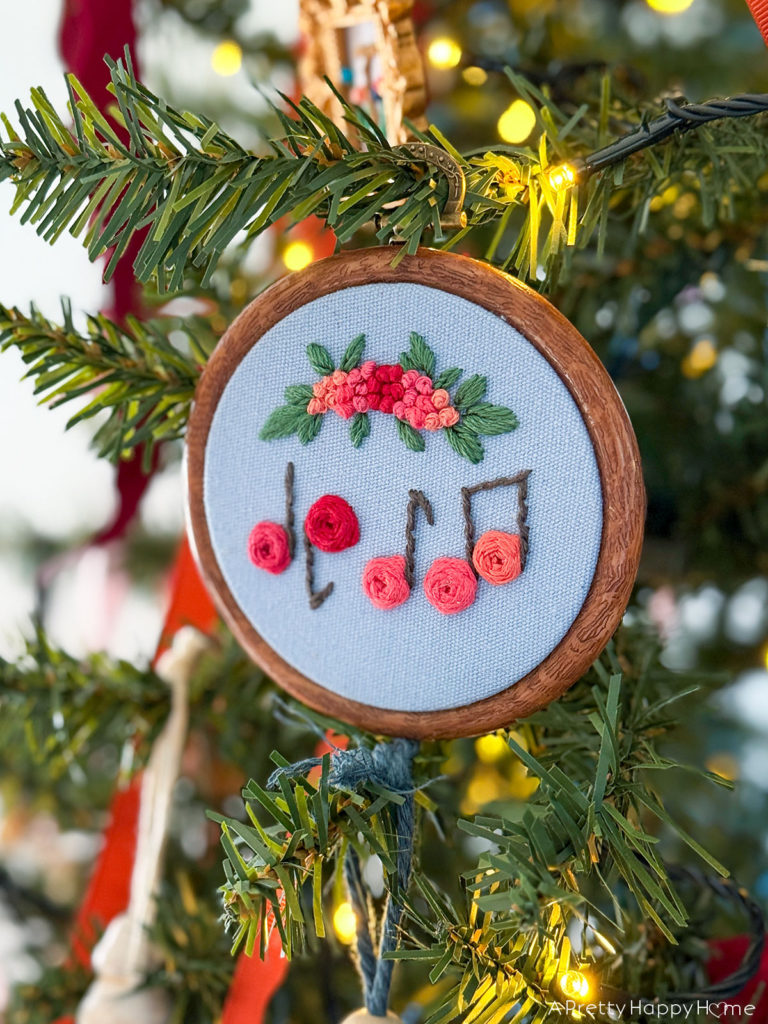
[1, 0, 767, 1018]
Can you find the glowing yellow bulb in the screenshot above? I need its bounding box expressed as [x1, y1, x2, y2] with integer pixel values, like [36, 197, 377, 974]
[497, 100, 536, 144]
[333, 901, 357, 944]
[548, 163, 578, 191]
[560, 970, 591, 1001]
[428, 37, 462, 70]
[283, 240, 314, 272]
[475, 733, 508, 763]
[462, 65, 488, 86]
[647, 0, 695, 12]
[681, 338, 717, 379]
[211, 40, 243, 77]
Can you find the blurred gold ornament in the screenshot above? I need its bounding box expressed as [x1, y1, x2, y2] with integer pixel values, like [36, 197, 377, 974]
[211, 41, 243, 77]
[706, 752, 739, 782]
[428, 37, 462, 69]
[497, 100, 536, 143]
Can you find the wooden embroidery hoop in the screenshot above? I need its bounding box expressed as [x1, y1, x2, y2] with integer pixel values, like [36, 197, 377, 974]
[186, 247, 645, 740]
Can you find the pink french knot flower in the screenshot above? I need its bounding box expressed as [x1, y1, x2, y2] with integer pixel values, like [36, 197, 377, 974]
[362, 555, 410, 610]
[331, 369, 347, 385]
[439, 406, 460, 428]
[248, 521, 292, 575]
[432, 389, 450, 410]
[347, 368, 362, 385]
[360, 360, 376, 379]
[424, 412, 441, 431]
[423, 557, 478, 615]
[415, 375, 433, 394]
[353, 395, 370, 413]
[307, 397, 327, 415]
[392, 400, 407, 419]
[402, 389, 418, 408]
[401, 369, 420, 388]
[312, 378, 329, 398]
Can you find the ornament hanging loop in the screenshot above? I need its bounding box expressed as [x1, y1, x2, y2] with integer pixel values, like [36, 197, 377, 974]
[398, 143, 467, 230]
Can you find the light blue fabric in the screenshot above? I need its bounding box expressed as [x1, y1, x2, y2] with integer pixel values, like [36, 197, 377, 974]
[202, 282, 603, 713]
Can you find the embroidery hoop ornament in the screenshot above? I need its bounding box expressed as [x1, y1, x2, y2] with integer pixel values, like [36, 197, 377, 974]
[187, 248, 644, 740]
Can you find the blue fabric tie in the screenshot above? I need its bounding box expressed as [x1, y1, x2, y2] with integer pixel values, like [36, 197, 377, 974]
[268, 738, 420, 1017]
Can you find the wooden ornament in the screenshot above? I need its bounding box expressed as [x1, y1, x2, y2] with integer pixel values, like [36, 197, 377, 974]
[186, 247, 645, 740]
[298, 0, 427, 143]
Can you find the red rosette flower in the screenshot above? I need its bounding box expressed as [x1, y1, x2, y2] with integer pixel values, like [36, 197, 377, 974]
[423, 557, 478, 615]
[472, 530, 522, 585]
[304, 495, 360, 553]
[248, 521, 292, 574]
[362, 555, 410, 610]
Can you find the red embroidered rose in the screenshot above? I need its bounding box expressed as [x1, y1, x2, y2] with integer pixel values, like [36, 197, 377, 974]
[248, 521, 292, 574]
[472, 530, 522, 585]
[362, 555, 410, 610]
[423, 557, 478, 615]
[304, 495, 360, 553]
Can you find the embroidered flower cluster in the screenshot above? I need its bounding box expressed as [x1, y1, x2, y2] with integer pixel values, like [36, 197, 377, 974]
[307, 363, 461, 432]
[259, 331, 518, 464]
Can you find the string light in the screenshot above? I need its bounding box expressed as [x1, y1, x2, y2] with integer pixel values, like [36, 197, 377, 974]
[283, 240, 314, 272]
[428, 37, 463, 70]
[497, 100, 536, 144]
[211, 40, 243, 77]
[646, 0, 695, 12]
[548, 163, 578, 191]
[333, 901, 357, 944]
[475, 733, 508, 763]
[560, 970, 591, 1001]
[681, 338, 717, 379]
[462, 66, 488, 86]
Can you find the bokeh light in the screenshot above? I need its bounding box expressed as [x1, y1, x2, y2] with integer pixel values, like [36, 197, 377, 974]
[283, 240, 314, 272]
[462, 65, 488, 86]
[211, 40, 243, 77]
[428, 37, 463, 70]
[681, 338, 717, 379]
[646, 0, 695, 12]
[497, 100, 536, 143]
[333, 901, 357, 944]
[560, 970, 591, 1001]
[475, 733, 508, 763]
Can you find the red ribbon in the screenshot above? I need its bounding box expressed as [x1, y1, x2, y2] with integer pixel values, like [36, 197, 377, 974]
[746, 0, 768, 43]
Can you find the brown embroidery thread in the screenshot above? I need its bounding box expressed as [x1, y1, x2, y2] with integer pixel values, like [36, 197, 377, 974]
[404, 488, 434, 588]
[304, 528, 334, 610]
[284, 461, 296, 559]
[461, 470, 532, 575]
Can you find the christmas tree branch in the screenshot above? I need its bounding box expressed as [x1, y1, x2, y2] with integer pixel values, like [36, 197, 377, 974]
[2, 58, 768, 293]
[0, 299, 213, 462]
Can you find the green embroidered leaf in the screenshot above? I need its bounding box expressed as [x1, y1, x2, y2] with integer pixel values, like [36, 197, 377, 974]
[350, 412, 370, 448]
[284, 384, 314, 407]
[433, 366, 462, 391]
[339, 333, 366, 373]
[462, 403, 519, 436]
[297, 412, 323, 445]
[444, 423, 484, 464]
[399, 332, 435, 378]
[454, 374, 487, 410]
[259, 404, 309, 441]
[396, 418, 426, 453]
[306, 343, 335, 376]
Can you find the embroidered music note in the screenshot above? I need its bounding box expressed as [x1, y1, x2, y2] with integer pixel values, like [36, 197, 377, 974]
[362, 489, 434, 610]
[461, 470, 531, 585]
[303, 492, 360, 610]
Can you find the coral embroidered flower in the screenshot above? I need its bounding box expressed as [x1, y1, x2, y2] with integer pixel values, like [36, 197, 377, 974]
[362, 555, 410, 610]
[423, 557, 478, 615]
[304, 495, 360, 553]
[472, 530, 522, 585]
[248, 521, 292, 574]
